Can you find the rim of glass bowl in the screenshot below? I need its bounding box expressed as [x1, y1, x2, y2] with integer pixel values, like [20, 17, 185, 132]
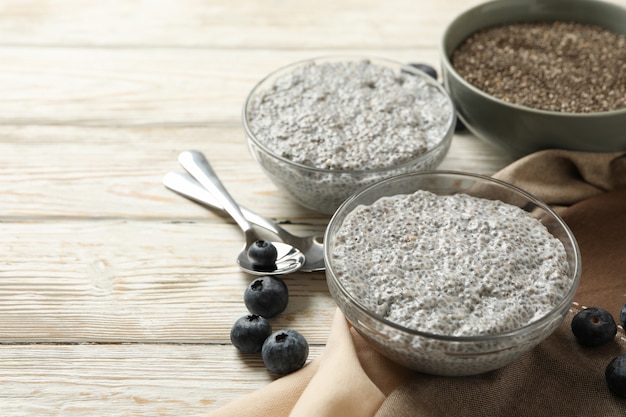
[440, 0, 626, 119]
[242, 55, 457, 176]
[324, 170, 582, 343]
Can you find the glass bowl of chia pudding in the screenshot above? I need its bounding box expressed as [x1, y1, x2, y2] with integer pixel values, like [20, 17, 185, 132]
[325, 171, 581, 376]
[441, 0, 626, 157]
[243, 56, 456, 214]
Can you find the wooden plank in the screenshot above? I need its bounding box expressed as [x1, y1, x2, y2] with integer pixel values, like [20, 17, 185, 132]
[0, 343, 324, 415]
[0, 0, 484, 48]
[0, 47, 450, 126]
[0, 219, 335, 343]
[0, 125, 513, 219]
[0, 125, 282, 218]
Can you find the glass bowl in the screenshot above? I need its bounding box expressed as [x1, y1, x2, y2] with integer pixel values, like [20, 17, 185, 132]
[243, 56, 456, 214]
[324, 171, 581, 376]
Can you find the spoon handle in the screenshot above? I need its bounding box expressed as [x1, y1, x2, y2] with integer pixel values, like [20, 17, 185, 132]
[178, 150, 254, 234]
[163, 171, 290, 239]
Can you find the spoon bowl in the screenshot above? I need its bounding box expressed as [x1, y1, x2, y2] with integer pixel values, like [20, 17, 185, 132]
[177, 150, 305, 275]
[163, 171, 325, 272]
[237, 239, 304, 276]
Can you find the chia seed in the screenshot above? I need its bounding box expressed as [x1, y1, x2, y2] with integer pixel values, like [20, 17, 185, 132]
[245, 58, 455, 213]
[247, 59, 454, 170]
[451, 21, 626, 113]
[331, 190, 571, 337]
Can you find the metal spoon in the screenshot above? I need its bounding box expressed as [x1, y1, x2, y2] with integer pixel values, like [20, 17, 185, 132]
[177, 150, 305, 275]
[163, 171, 325, 272]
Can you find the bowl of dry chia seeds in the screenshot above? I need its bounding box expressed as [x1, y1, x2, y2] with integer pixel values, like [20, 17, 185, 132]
[243, 56, 456, 214]
[441, 0, 626, 156]
[325, 171, 581, 376]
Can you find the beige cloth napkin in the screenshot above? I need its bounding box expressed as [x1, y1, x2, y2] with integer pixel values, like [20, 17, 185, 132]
[208, 150, 626, 417]
[493, 149, 626, 213]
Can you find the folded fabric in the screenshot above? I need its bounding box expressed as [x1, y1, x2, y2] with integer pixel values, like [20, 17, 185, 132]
[493, 149, 626, 212]
[207, 150, 626, 417]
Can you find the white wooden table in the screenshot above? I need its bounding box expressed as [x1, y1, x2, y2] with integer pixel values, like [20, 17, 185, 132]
[4, 0, 618, 414]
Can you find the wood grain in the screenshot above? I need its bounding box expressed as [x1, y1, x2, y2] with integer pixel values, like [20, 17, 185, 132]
[0, 48, 450, 126]
[0, 0, 484, 48]
[0, 219, 334, 342]
[0, 343, 324, 415]
[3, 0, 620, 414]
[0, 125, 512, 219]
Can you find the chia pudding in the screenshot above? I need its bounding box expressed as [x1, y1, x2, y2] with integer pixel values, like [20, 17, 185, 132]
[327, 185, 576, 375]
[244, 58, 455, 213]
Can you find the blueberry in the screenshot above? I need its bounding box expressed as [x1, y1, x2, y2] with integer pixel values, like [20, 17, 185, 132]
[230, 314, 272, 353]
[247, 240, 278, 271]
[262, 329, 309, 375]
[407, 62, 438, 80]
[571, 307, 617, 347]
[606, 354, 626, 398]
[244, 276, 289, 318]
[620, 304, 626, 329]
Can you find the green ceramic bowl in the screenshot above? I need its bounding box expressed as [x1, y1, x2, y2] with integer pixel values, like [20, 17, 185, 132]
[441, 0, 626, 157]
